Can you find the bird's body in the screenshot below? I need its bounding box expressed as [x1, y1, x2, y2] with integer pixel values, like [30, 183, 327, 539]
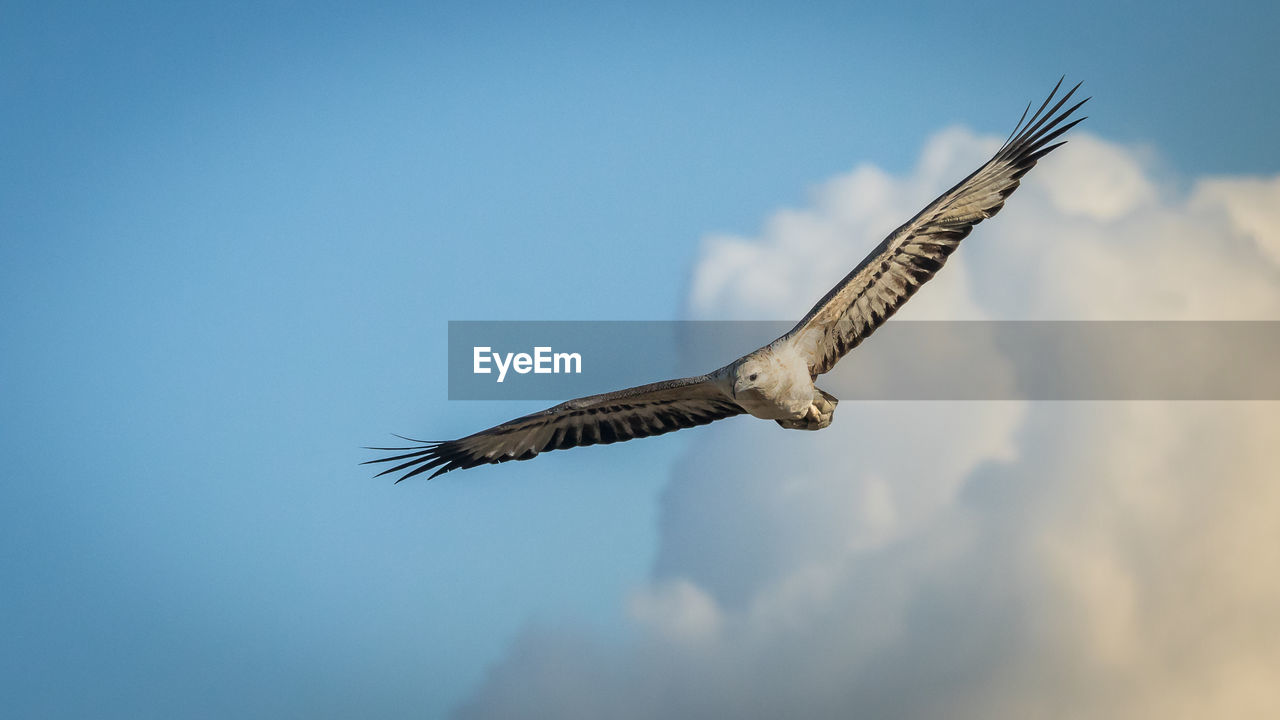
[368, 79, 1088, 481]
[717, 337, 835, 429]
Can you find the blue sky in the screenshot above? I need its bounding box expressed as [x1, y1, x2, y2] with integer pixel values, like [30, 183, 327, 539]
[3, 2, 1278, 718]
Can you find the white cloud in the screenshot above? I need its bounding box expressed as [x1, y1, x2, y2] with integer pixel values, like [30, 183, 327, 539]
[628, 579, 722, 643]
[1036, 134, 1159, 221]
[1191, 175, 1280, 268]
[691, 128, 1280, 321]
[458, 128, 1280, 719]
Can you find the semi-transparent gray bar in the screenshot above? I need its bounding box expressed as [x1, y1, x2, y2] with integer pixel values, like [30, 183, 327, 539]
[447, 321, 1280, 401]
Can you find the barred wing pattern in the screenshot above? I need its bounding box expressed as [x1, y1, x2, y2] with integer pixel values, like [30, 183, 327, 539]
[787, 79, 1088, 375]
[365, 376, 743, 481]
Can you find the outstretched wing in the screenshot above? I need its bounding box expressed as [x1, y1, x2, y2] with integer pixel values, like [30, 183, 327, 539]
[365, 376, 743, 481]
[786, 79, 1088, 376]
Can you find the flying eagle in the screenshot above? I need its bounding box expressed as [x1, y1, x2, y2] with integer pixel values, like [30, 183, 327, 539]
[367, 79, 1087, 481]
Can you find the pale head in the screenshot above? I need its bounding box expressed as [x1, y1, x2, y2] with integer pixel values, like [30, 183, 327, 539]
[729, 344, 816, 420]
[732, 355, 771, 397]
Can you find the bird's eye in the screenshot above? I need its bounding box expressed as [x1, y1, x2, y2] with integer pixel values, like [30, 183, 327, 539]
[748, 373, 758, 381]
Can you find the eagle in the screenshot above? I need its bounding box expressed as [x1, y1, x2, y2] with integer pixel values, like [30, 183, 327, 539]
[367, 79, 1087, 481]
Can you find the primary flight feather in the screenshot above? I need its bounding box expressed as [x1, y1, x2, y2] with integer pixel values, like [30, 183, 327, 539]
[367, 79, 1088, 481]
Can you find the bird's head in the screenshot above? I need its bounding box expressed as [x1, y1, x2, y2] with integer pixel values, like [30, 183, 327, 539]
[732, 356, 771, 398]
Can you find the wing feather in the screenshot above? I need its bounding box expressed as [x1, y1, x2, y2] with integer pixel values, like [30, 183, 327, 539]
[786, 79, 1088, 375]
[364, 376, 743, 481]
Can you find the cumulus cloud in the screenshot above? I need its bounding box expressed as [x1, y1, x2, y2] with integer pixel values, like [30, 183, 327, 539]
[458, 128, 1280, 719]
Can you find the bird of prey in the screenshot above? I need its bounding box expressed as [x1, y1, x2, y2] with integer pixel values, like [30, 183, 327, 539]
[367, 79, 1087, 481]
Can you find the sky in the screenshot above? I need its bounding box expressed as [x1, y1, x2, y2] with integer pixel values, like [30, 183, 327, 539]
[2, 1, 1279, 718]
